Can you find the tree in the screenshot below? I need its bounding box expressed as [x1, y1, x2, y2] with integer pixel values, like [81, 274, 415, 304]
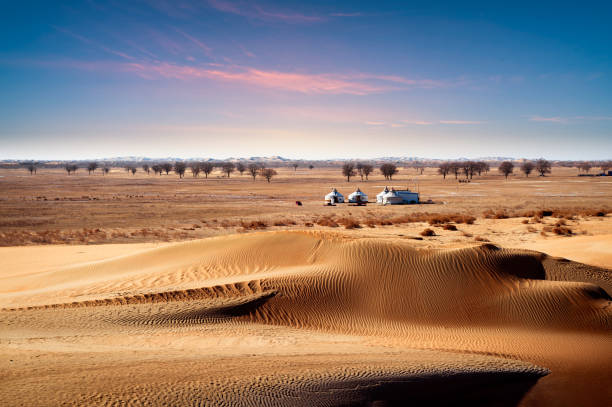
[236, 162, 246, 175]
[87, 162, 98, 175]
[578, 162, 592, 173]
[151, 164, 162, 175]
[449, 162, 461, 179]
[292, 163, 299, 172]
[413, 162, 425, 174]
[130, 167, 137, 175]
[438, 163, 450, 179]
[361, 164, 373, 180]
[601, 161, 612, 173]
[142, 164, 150, 175]
[26, 163, 37, 175]
[535, 159, 551, 177]
[260, 168, 278, 183]
[380, 163, 398, 180]
[498, 161, 514, 179]
[102, 167, 110, 176]
[342, 162, 356, 182]
[248, 163, 261, 180]
[520, 161, 534, 177]
[161, 163, 173, 175]
[174, 162, 186, 178]
[190, 163, 201, 178]
[221, 162, 235, 178]
[65, 164, 77, 175]
[201, 162, 214, 178]
[356, 162, 364, 180]
[475, 161, 489, 176]
[308, 164, 314, 170]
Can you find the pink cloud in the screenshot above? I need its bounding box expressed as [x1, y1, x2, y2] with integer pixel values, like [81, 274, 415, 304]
[122, 63, 412, 94]
[529, 116, 567, 123]
[439, 120, 484, 125]
[364, 121, 386, 125]
[401, 120, 433, 125]
[174, 28, 213, 57]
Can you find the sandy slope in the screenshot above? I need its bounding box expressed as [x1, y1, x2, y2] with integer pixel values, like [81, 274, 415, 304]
[516, 234, 612, 269]
[1, 231, 611, 406]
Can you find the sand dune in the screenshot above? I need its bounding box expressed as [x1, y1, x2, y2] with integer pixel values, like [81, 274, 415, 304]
[1, 231, 611, 406]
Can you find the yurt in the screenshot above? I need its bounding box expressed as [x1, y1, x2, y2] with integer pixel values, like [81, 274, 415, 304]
[377, 187, 420, 205]
[324, 188, 344, 204]
[348, 187, 368, 204]
[376, 186, 390, 204]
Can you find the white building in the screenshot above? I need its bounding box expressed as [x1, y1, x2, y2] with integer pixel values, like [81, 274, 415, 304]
[325, 188, 344, 204]
[377, 187, 419, 205]
[347, 187, 368, 204]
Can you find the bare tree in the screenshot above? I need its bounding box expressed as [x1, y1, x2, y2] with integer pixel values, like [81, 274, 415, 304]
[578, 161, 592, 173]
[308, 164, 314, 170]
[520, 161, 534, 177]
[380, 163, 398, 180]
[342, 162, 356, 182]
[475, 161, 489, 176]
[201, 162, 214, 178]
[413, 161, 425, 174]
[601, 161, 612, 173]
[248, 163, 261, 180]
[236, 162, 246, 175]
[190, 163, 201, 178]
[361, 164, 373, 180]
[356, 162, 364, 180]
[65, 164, 77, 175]
[221, 162, 235, 178]
[26, 163, 37, 175]
[130, 167, 137, 176]
[292, 163, 299, 172]
[498, 161, 514, 179]
[449, 162, 461, 179]
[87, 162, 98, 175]
[161, 163, 173, 175]
[260, 168, 278, 183]
[438, 162, 450, 179]
[174, 162, 186, 178]
[151, 164, 162, 175]
[142, 164, 150, 175]
[535, 159, 551, 177]
[102, 167, 110, 176]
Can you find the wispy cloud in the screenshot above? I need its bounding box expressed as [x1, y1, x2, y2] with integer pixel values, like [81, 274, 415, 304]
[530, 115, 612, 123]
[364, 121, 386, 125]
[207, 0, 324, 23]
[330, 12, 363, 17]
[53, 26, 135, 61]
[174, 28, 213, 57]
[439, 120, 484, 124]
[401, 120, 434, 125]
[529, 116, 567, 123]
[112, 62, 446, 95]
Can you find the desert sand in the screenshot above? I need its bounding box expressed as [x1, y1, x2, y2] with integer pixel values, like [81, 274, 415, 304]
[1, 230, 611, 406]
[1, 167, 611, 406]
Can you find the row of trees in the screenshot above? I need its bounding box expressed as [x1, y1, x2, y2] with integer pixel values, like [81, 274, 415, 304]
[497, 159, 552, 179]
[66, 161, 281, 182]
[437, 161, 491, 179]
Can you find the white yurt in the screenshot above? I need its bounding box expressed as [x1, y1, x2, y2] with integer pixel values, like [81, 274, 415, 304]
[348, 187, 368, 204]
[381, 188, 404, 205]
[325, 188, 344, 204]
[376, 186, 390, 204]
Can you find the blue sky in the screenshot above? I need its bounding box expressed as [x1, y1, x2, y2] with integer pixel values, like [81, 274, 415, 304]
[1, 1, 611, 160]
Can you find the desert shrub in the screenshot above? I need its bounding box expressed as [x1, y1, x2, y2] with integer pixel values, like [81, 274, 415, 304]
[554, 219, 567, 226]
[240, 220, 267, 230]
[304, 222, 314, 227]
[474, 235, 489, 242]
[552, 226, 572, 236]
[273, 220, 287, 226]
[526, 226, 537, 233]
[316, 216, 339, 227]
[461, 231, 473, 238]
[338, 217, 361, 229]
[521, 219, 529, 224]
[538, 210, 554, 217]
[420, 228, 435, 236]
[442, 224, 457, 231]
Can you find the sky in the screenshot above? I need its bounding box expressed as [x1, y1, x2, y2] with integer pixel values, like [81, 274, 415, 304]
[1, 0, 611, 160]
